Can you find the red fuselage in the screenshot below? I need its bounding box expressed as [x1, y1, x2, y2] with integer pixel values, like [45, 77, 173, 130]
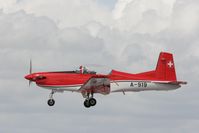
[24, 69, 171, 87]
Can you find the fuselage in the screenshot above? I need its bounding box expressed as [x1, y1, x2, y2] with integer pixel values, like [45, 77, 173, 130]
[25, 70, 181, 94]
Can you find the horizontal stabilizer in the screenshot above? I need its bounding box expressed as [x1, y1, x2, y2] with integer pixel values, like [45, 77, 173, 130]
[152, 81, 187, 85]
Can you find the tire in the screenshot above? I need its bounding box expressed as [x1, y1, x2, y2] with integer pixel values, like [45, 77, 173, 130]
[48, 99, 55, 106]
[84, 100, 90, 108]
[89, 98, 97, 106]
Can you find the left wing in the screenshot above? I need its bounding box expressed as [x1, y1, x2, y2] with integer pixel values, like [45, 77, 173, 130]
[78, 75, 110, 98]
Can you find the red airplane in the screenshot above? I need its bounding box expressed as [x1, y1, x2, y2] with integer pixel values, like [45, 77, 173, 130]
[25, 52, 187, 108]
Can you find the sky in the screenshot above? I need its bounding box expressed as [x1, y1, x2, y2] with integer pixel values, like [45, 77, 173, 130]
[0, 0, 199, 133]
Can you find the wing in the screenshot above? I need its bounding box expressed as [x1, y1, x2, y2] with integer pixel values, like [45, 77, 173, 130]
[78, 75, 110, 98]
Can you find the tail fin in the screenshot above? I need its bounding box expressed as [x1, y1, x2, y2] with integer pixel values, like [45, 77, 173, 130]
[155, 52, 177, 81]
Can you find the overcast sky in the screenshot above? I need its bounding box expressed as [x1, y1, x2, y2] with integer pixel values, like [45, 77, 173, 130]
[0, 0, 198, 133]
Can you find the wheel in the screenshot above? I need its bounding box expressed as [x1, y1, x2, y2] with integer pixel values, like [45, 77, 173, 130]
[89, 98, 97, 106]
[47, 99, 55, 106]
[84, 99, 90, 108]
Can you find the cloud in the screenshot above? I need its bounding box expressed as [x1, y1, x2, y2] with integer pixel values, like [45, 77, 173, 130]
[171, 0, 199, 33]
[0, 0, 112, 28]
[0, 0, 199, 133]
[112, 0, 176, 33]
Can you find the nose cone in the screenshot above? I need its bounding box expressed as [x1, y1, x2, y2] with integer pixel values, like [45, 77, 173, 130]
[25, 74, 32, 80]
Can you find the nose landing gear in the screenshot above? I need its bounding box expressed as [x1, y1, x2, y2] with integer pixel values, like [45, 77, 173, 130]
[47, 90, 55, 106]
[48, 99, 55, 106]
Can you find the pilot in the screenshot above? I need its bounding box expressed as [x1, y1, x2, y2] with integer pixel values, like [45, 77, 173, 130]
[79, 66, 88, 74]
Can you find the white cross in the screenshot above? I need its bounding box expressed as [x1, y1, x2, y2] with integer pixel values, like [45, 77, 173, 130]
[168, 61, 173, 68]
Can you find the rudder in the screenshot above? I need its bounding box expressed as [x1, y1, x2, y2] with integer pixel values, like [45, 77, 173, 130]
[155, 52, 177, 81]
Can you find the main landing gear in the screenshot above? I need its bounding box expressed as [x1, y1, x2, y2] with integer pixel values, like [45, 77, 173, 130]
[47, 90, 55, 106]
[83, 93, 97, 108]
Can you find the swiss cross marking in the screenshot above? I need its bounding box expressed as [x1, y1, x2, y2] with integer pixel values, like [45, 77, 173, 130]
[168, 61, 173, 68]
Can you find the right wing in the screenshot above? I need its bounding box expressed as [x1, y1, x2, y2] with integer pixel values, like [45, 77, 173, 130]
[78, 75, 110, 98]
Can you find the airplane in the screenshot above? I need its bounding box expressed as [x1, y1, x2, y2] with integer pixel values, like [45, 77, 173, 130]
[24, 52, 187, 108]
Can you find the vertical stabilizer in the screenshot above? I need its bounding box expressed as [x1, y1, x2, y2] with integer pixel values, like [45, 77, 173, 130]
[155, 52, 177, 81]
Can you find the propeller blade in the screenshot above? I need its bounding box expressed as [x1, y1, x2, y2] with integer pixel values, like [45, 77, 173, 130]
[29, 59, 32, 74]
[29, 80, 32, 87]
[28, 59, 33, 87]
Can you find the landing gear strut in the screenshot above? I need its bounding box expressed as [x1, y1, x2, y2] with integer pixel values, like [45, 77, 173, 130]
[47, 90, 55, 106]
[83, 93, 97, 108]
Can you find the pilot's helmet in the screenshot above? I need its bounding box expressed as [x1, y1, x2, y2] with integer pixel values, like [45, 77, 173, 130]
[79, 65, 83, 74]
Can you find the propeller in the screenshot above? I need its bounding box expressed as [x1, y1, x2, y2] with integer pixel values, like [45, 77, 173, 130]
[29, 59, 33, 87]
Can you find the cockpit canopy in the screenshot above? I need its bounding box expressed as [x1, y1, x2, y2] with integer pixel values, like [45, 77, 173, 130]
[76, 66, 96, 74]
